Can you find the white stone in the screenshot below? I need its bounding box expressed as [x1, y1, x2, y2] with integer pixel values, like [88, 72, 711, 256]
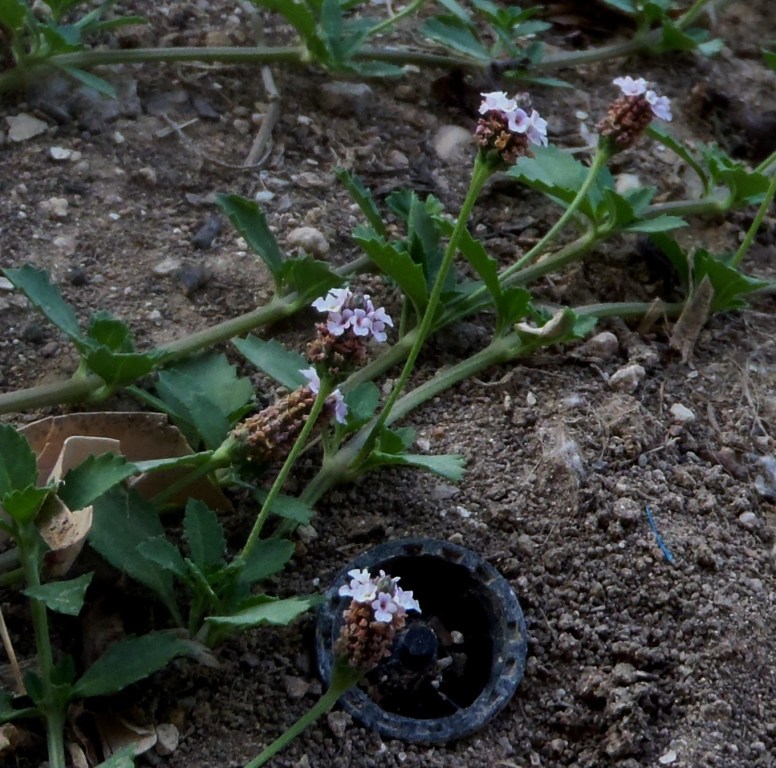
[327, 711, 351, 738]
[670, 403, 696, 424]
[613, 497, 641, 522]
[6, 113, 49, 142]
[49, 146, 73, 161]
[154, 723, 179, 756]
[287, 226, 329, 257]
[658, 750, 677, 765]
[578, 331, 619, 360]
[0, 277, 13, 291]
[432, 125, 473, 161]
[608, 364, 646, 393]
[52, 235, 77, 254]
[738, 511, 757, 530]
[152, 258, 182, 276]
[39, 197, 69, 219]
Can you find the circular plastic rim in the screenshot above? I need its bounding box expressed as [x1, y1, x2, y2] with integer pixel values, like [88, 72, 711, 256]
[315, 538, 528, 743]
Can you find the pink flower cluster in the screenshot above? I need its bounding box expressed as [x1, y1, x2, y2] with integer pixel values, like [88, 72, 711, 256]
[613, 76, 672, 121]
[300, 367, 348, 424]
[312, 287, 394, 343]
[479, 91, 549, 147]
[339, 568, 421, 624]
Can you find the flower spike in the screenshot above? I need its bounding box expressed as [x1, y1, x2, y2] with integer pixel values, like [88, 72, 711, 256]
[598, 76, 672, 151]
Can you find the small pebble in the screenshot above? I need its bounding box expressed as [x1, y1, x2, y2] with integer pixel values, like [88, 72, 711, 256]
[49, 146, 73, 161]
[192, 215, 223, 250]
[578, 331, 619, 360]
[613, 497, 641, 523]
[738, 511, 757, 530]
[6, 113, 48, 142]
[670, 403, 696, 424]
[39, 197, 69, 219]
[154, 723, 179, 756]
[317, 81, 374, 117]
[152, 257, 182, 276]
[287, 226, 329, 257]
[284, 676, 310, 700]
[432, 125, 472, 162]
[327, 711, 351, 739]
[609, 364, 646, 393]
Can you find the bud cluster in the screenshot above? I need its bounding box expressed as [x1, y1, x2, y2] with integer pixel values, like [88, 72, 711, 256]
[475, 91, 548, 165]
[334, 568, 421, 672]
[597, 76, 672, 151]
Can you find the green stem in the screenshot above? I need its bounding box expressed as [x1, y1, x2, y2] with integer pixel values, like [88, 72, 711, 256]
[150, 447, 229, 507]
[18, 526, 66, 768]
[731, 169, 776, 267]
[239, 382, 330, 561]
[366, 0, 427, 37]
[243, 661, 361, 768]
[507, 146, 610, 276]
[353, 153, 494, 465]
[754, 149, 776, 176]
[0, 255, 371, 415]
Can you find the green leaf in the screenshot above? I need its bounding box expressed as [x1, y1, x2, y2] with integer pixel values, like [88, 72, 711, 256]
[89, 487, 181, 623]
[138, 536, 188, 580]
[421, 16, 490, 61]
[367, 450, 466, 481]
[232, 335, 308, 390]
[693, 249, 769, 312]
[216, 193, 285, 279]
[353, 225, 428, 313]
[249, 488, 314, 524]
[84, 348, 164, 387]
[1, 485, 51, 523]
[58, 453, 137, 511]
[764, 49, 776, 70]
[206, 595, 313, 628]
[95, 746, 136, 768]
[24, 573, 93, 616]
[71, 632, 192, 699]
[184, 499, 226, 573]
[240, 539, 296, 585]
[277, 256, 342, 300]
[2, 265, 83, 343]
[155, 352, 254, 450]
[335, 169, 386, 237]
[0, 424, 39, 500]
[509, 145, 613, 219]
[597, 0, 637, 13]
[344, 381, 380, 426]
[622, 215, 686, 233]
[646, 121, 709, 191]
[87, 312, 134, 352]
[0, 0, 28, 30]
[54, 64, 117, 97]
[433, 0, 471, 23]
[0, 689, 38, 722]
[649, 232, 690, 287]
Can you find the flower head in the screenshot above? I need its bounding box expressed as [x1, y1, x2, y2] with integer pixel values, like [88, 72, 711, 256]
[308, 286, 393, 373]
[597, 76, 672, 151]
[334, 567, 422, 672]
[476, 91, 548, 165]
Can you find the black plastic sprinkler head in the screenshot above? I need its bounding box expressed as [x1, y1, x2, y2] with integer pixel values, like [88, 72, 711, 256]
[316, 538, 528, 744]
